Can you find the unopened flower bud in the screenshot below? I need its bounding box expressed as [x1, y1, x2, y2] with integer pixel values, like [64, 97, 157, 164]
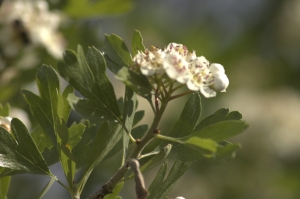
[210, 63, 225, 74]
[211, 72, 229, 92]
[0, 116, 12, 132]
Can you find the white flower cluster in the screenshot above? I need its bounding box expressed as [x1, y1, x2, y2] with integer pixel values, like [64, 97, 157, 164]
[0, 0, 65, 59]
[133, 43, 229, 98]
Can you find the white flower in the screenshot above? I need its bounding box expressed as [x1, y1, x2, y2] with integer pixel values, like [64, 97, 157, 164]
[131, 42, 229, 98]
[163, 52, 190, 83]
[0, 0, 66, 59]
[133, 47, 165, 76]
[175, 197, 185, 199]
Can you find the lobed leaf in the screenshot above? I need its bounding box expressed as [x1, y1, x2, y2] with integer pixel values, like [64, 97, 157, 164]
[182, 137, 218, 154]
[132, 110, 145, 127]
[131, 30, 145, 57]
[121, 87, 137, 163]
[194, 108, 243, 132]
[58, 46, 121, 122]
[0, 119, 52, 176]
[78, 123, 123, 194]
[104, 34, 133, 74]
[147, 162, 168, 199]
[192, 120, 248, 142]
[148, 160, 191, 199]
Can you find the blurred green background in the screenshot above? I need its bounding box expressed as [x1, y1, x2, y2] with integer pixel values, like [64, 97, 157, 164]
[1, 0, 300, 198]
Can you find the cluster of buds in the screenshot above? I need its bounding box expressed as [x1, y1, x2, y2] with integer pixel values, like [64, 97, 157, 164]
[132, 43, 229, 98]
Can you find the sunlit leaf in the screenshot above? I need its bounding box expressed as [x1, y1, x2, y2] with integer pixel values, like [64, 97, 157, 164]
[182, 137, 218, 153]
[192, 120, 248, 142]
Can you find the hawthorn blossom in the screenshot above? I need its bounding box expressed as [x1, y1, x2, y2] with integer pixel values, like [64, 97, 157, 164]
[131, 42, 229, 98]
[133, 47, 165, 76]
[163, 51, 190, 83]
[0, 0, 66, 59]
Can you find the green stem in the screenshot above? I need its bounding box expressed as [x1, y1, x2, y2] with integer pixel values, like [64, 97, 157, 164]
[91, 94, 170, 198]
[36, 178, 55, 199]
[155, 134, 184, 144]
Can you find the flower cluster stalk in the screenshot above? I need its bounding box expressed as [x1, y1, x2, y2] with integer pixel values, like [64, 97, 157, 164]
[86, 90, 170, 199]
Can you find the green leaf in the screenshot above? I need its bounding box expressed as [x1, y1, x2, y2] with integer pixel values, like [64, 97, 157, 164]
[194, 108, 242, 132]
[23, 65, 73, 145]
[23, 90, 56, 143]
[168, 93, 201, 138]
[31, 126, 53, 154]
[131, 125, 148, 139]
[36, 64, 59, 105]
[148, 160, 191, 199]
[172, 108, 247, 162]
[147, 162, 168, 199]
[64, 0, 134, 18]
[58, 46, 121, 122]
[116, 67, 152, 97]
[209, 142, 242, 164]
[133, 110, 145, 126]
[67, 123, 86, 151]
[0, 168, 10, 199]
[182, 137, 218, 154]
[128, 144, 172, 179]
[72, 121, 98, 168]
[131, 30, 145, 57]
[58, 85, 74, 121]
[0, 103, 10, 116]
[104, 34, 133, 74]
[121, 87, 137, 163]
[78, 123, 122, 195]
[192, 120, 248, 142]
[0, 119, 52, 176]
[173, 120, 247, 162]
[158, 93, 201, 159]
[54, 118, 77, 188]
